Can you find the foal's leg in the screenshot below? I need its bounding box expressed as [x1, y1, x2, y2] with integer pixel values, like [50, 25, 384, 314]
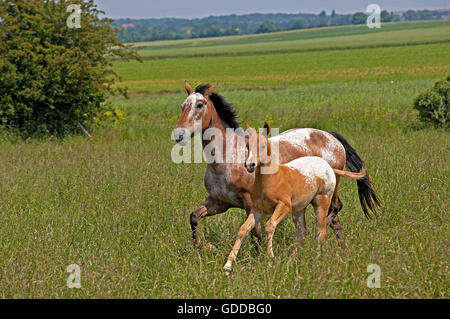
[313, 195, 333, 247]
[190, 197, 230, 248]
[266, 203, 291, 258]
[224, 212, 262, 273]
[243, 192, 262, 248]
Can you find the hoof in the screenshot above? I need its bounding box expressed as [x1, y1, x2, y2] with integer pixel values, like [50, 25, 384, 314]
[203, 242, 217, 252]
[193, 240, 202, 249]
[223, 265, 233, 275]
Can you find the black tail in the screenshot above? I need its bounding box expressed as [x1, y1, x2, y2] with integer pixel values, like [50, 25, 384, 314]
[328, 131, 381, 218]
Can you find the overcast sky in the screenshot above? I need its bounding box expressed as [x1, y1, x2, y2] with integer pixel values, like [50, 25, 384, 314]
[94, 0, 450, 19]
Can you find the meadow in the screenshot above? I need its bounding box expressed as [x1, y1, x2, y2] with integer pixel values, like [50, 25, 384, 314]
[0, 22, 448, 298]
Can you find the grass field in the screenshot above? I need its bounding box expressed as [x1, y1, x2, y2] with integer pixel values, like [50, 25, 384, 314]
[0, 22, 448, 298]
[114, 21, 450, 94]
[131, 21, 450, 59]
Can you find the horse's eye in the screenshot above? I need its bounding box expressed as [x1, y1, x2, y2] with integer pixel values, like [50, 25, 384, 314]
[197, 103, 203, 109]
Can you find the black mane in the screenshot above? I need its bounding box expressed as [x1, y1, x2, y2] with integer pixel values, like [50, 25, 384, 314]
[195, 84, 240, 129]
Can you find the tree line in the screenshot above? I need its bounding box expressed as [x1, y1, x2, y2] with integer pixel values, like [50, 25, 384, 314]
[114, 9, 450, 42]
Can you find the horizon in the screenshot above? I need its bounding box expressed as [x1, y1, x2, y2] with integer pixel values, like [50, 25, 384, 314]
[109, 8, 450, 21]
[94, 0, 450, 20]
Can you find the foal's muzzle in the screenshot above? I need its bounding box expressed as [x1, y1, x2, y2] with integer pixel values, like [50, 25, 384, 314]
[245, 162, 256, 173]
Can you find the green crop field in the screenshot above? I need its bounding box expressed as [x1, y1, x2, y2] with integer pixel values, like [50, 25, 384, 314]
[114, 21, 450, 94]
[131, 21, 450, 58]
[0, 22, 448, 298]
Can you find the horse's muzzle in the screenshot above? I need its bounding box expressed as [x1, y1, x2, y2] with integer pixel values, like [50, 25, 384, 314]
[173, 128, 191, 145]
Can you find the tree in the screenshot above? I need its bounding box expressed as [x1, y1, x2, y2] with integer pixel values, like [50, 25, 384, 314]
[318, 18, 328, 27]
[255, 20, 277, 34]
[291, 19, 306, 30]
[0, 0, 140, 136]
[352, 12, 368, 25]
[381, 10, 393, 22]
[403, 10, 418, 21]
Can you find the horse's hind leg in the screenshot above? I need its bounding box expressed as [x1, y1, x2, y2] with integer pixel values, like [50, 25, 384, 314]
[327, 179, 347, 250]
[329, 213, 346, 250]
[292, 209, 307, 246]
[291, 209, 306, 257]
[190, 197, 230, 248]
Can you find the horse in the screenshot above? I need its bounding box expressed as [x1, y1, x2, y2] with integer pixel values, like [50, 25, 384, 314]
[223, 123, 367, 273]
[173, 81, 380, 250]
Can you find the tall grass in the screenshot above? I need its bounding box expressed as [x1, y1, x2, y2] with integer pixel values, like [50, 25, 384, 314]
[0, 79, 448, 298]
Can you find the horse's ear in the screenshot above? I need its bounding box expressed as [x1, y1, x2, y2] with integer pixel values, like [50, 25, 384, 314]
[263, 122, 270, 137]
[204, 85, 216, 97]
[245, 123, 250, 130]
[185, 81, 194, 95]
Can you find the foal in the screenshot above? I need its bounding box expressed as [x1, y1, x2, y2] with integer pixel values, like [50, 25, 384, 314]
[224, 123, 366, 273]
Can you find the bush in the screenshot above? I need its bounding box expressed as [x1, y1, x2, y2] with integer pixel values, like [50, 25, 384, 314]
[414, 76, 449, 128]
[0, 0, 140, 137]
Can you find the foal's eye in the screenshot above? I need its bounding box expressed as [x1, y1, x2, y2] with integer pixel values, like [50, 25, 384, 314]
[196, 103, 203, 109]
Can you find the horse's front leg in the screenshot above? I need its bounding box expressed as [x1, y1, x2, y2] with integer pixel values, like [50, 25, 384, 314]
[190, 197, 230, 248]
[266, 202, 291, 258]
[224, 212, 262, 274]
[243, 192, 262, 249]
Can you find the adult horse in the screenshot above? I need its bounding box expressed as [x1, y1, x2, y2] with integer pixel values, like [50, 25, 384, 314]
[173, 81, 380, 250]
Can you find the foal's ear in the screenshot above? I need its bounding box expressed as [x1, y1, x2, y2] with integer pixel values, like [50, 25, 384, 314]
[204, 85, 216, 97]
[185, 81, 194, 95]
[263, 122, 271, 137]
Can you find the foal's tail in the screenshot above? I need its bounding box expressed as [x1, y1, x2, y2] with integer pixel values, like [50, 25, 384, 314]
[328, 131, 381, 219]
[333, 168, 366, 180]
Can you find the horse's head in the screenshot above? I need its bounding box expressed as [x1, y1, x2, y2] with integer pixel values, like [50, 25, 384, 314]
[173, 81, 216, 145]
[245, 122, 271, 173]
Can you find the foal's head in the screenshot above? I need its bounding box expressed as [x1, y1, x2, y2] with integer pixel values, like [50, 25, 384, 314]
[174, 81, 216, 144]
[245, 122, 271, 173]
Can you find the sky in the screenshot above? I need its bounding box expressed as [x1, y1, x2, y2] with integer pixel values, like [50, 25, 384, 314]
[94, 0, 450, 19]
